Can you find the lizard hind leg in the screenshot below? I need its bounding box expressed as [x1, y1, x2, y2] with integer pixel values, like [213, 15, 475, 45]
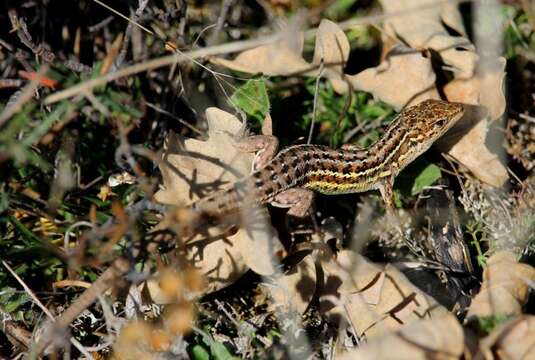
[234, 135, 279, 171]
[271, 188, 315, 218]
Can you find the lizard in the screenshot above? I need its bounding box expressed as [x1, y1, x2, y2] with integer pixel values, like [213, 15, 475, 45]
[193, 99, 464, 218]
[29, 98, 464, 357]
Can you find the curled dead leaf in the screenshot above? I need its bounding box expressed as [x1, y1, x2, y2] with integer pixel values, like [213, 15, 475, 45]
[213, 5, 507, 187]
[320, 250, 448, 338]
[212, 19, 350, 92]
[444, 58, 508, 187]
[336, 313, 464, 360]
[348, 45, 438, 109]
[155, 107, 253, 205]
[212, 31, 309, 76]
[264, 255, 317, 315]
[379, 0, 477, 79]
[379, 0, 508, 186]
[236, 201, 281, 276]
[466, 251, 535, 322]
[312, 19, 351, 93]
[153, 107, 281, 295]
[477, 315, 535, 360]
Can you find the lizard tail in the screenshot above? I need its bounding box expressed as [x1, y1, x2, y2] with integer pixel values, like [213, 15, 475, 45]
[191, 178, 258, 218]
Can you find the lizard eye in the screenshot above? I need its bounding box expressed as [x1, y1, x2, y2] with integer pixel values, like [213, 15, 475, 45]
[434, 119, 446, 127]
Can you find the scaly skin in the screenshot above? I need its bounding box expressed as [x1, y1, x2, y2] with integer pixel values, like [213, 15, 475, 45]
[194, 99, 464, 216]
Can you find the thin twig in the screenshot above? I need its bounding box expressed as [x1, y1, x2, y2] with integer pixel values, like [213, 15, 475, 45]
[192, 24, 218, 48]
[206, 0, 234, 45]
[44, 35, 276, 104]
[145, 101, 204, 135]
[45, 0, 473, 105]
[9, 9, 56, 63]
[3, 261, 95, 360]
[2, 262, 54, 320]
[0, 65, 48, 128]
[93, 0, 153, 35]
[111, 0, 150, 71]
[88, 16, 114, 32]
[308, 58, 324, 144]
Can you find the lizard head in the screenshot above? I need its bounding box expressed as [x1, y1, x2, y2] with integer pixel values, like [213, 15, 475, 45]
[405, 99, 465, 142]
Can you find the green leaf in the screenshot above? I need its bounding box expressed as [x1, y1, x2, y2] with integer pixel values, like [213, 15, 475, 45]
[230, 79, 270, 122]
[393, 190, 403, 209]
[210, 341, 239, 360]
[0, 287, 31, 313]
[200, 332, 241, 360]
[22, 101, 72, 146]
[101, 90, 143, 118]
[361, 104, 389, 118]
[325, 0, 359, 19]
[190, 345, 210, 360]
[0, 192, 9, 213]
[411, 163, 442, 195]
[8, 215, 41, 245]
[475, 314, 512, 334]
[0, 104, 35, 143]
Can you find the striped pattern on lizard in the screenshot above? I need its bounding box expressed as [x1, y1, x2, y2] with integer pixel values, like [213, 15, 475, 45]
[193, 99, 464, 217]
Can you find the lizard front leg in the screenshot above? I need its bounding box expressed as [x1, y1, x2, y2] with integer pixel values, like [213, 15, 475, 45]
[378, 176, 396, 215]
[271, 188, 315, 217]
[234, 135, 279, 171]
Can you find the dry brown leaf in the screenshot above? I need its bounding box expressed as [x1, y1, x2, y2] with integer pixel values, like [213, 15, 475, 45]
[320, 250, 448, 338]
[444, 58, 508, 187]
[262, 219, 343, 315]
[336, 313, 464, 360]
[465, 251, 535, 322]
[449, 119, 508, 187]
[236, 200, 281, 276]
[155, 108, 253, 205]
[214, 8, 507, 186]
[444, 60, 506, 122]
[212, 19, 349, 92]
[212, 31, 309, 76]
[154, 108, 281, 295]
[440, 3, 468, 37]
[379, 0, 507, 186]
[427, 35, 477, 79]
[347, 46, 438, 109]
[477, 315, 535, 360]
[312, 19, 351, 93]
[264, 255, 317, 315]
[379, 0, 477, 79]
